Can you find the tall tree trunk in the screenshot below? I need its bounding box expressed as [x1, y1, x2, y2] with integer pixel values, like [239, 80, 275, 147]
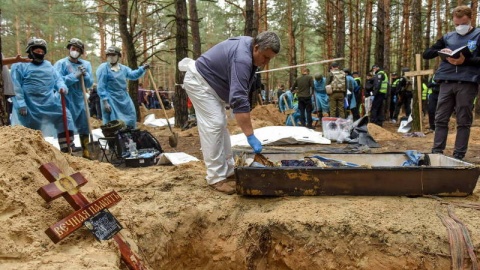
[259, 0, 267, 32]
[402, 0, 411, 68]
[348, 0, 357, 71]
[326, 0, 334, 58]
[118, 0, 140, 121]
[141, 3, 148, 88]
[244, 0, 255, 36]
[14, 15, 20, 54]
[411, 0, 423, 132]
[259, 0, 269, 92]
[363, 0, 373, 77]
[335, 0, 345, 59]
[286, 0, 296, 87]
[97, 1, 106, 62]
[383, 0, 390, 72]
[424, 0, 433, 70]
[253, 0, 259, 38]
[471, 0, 478, 27]
[175, 0, 189, 128]
[374, 1, 385, 67]
[189, 0, 201, 59]
[444, 0, 450, 33]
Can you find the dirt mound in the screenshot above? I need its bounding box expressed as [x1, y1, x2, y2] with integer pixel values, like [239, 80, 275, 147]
[367, 123, 401, 141]
[2, 118, 480, 269]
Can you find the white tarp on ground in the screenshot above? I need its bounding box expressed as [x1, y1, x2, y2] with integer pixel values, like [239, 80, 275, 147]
[157, 152, 200, 165]
[44, 128, 106, 150]
[230, 126, 331, 147]
[143, 113, 175, 127]
[44, 134, 81, 150]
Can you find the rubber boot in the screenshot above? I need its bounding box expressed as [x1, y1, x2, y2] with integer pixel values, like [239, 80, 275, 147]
[80, 134, 91, 159]
[58, 132, 70, 153]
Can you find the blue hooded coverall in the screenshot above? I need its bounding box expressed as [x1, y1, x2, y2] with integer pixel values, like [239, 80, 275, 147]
[313, 77, 329, 114]
[279, 90, 300, 126]
[54, 57, 94, 135]
[96, 63, 146, 128]
[10, 60, 74, 137]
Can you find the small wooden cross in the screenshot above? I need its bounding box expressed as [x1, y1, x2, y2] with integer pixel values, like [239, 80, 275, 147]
[37, 162, 147, 270]
[404, 54, 434, 132]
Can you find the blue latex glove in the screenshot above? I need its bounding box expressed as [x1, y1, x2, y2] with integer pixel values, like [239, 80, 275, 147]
[247, 134, 262, 153]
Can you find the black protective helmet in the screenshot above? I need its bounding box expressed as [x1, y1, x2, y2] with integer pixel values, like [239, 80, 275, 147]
[66, 38, 84, 54]
[25, 38, 47, 54]
[105, 46, 122, 57]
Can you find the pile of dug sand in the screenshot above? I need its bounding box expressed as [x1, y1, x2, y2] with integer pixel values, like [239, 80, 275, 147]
[2, 115, 480, 269]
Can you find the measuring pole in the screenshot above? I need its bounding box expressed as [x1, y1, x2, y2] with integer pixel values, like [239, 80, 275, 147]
[256, 58, 344, 74]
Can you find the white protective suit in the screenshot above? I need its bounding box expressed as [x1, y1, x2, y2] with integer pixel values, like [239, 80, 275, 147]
[180, 58, 235, 185]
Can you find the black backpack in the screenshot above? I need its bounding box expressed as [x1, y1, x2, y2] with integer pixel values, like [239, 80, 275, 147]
[114, 128, 163, 157]
[133, 130, 163, 152]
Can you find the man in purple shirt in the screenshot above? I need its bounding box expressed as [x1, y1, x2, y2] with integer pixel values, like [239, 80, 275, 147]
[180, 31, 281, 194]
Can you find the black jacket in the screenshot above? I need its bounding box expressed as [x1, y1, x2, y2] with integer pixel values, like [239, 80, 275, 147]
[423, 28, 480, 83]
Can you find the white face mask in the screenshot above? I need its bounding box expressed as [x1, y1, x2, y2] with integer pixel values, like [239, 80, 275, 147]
[107, 55, 119, 65]
[69, 50, 80, 59]
[456, 24, 471, 35]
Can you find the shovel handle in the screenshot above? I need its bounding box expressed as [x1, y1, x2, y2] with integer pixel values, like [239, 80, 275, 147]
[80, 75, 94, 141]
[147, 69, 174, 133]
[60, 93, 71, 146]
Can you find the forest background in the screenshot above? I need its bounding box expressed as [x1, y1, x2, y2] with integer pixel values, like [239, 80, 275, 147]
[0, 0, 479, 128]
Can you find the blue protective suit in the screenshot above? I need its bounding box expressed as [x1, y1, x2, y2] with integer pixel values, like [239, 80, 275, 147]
[313, 77, 329, 113]
[96, 63, 146, 128]
[279, 91, 300, 126]
[10, 60, 74, 137]
[346, 75, 357, 109]
[54, 57, 94, 135]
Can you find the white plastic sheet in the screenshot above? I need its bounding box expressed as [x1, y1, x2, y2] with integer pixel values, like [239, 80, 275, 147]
[230, 126, 331, 147]
[157, 152, 200, 165]
[143, 113, 175, 127]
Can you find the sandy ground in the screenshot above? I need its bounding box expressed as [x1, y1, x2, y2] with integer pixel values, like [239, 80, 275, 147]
[0, 104, 479, 269]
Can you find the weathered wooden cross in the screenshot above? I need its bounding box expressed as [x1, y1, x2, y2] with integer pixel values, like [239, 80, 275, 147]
[37, 162, 147, 270]
[404, 54, 434, 132]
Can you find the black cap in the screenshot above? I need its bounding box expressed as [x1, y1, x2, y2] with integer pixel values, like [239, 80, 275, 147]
[331, 62, 339, 68]
[392, 72, 398, 76]
[352, 71, 359, 75]
[371, 64, 379, 69]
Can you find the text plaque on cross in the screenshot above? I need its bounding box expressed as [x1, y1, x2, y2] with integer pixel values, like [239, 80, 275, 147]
[45, 190, 122, 243]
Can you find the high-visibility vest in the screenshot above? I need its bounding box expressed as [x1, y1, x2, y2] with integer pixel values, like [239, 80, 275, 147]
[378, 71, 388, 94]
[392, 78, 400, 88]
[422, 83, 428, 100]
